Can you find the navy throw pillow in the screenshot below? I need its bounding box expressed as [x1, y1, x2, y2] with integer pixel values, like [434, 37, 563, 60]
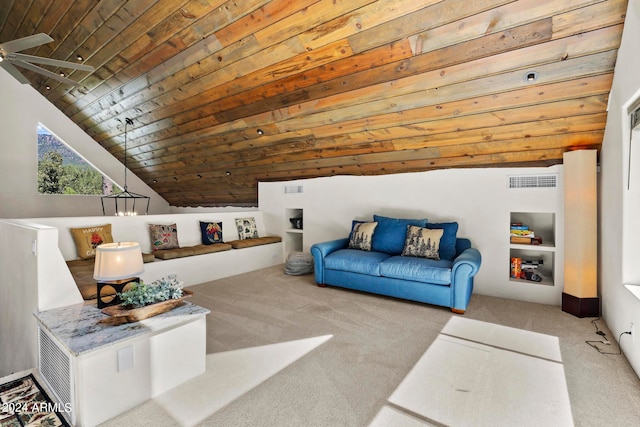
[372, 215, 428, 254]
[200, 221, 223, 245]
[426, 222, 459, 261]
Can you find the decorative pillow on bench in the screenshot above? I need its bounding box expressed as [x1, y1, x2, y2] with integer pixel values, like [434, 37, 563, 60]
[235, 217, 259, 239]
[70, 224, 114, 259]
[199, 221, 224, 245]
[150, 223, 179, 250]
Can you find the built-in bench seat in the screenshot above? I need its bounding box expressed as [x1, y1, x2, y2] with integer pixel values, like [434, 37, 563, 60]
[26, 212, 285, 301]
[66, 235, 283, 300]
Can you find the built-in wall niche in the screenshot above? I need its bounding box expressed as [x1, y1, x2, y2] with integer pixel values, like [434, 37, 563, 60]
[509, 212, 556, 287]
[285, 208, 303, 253]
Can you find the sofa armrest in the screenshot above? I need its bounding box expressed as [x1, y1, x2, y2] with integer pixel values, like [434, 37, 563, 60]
[450, 247, 482, 311]
[310, 238, 349, 284]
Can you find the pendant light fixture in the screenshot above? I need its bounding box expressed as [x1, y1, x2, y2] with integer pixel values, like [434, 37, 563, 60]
[101, 117, 150, 216]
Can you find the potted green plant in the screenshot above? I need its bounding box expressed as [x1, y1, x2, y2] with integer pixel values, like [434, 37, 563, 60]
[118, 275, 185, 308]
[99, 275, 192, 325]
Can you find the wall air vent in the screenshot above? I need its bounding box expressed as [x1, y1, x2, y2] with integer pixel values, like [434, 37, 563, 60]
[508, 174, 557, 189]
[38, 327, 74, 424]
[284, 185, 303, 194]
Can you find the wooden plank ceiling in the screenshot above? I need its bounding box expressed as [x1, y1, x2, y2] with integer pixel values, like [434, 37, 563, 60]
[0, 0, 628, 206]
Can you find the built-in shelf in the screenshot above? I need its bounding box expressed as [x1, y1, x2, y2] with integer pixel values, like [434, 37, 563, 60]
[284, 208, 303, 253]
[509, 212, 556, 287]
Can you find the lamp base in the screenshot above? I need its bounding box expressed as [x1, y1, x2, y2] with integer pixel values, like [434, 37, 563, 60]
[97, 277, 139, 309]
[561, 292, 600, 318]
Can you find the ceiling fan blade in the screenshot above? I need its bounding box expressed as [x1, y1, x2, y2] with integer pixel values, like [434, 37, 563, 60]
[8, 53, 95, 71]
[0, 33, 53, 54]
[12, 60, 79, 86]
[0, 61, 31, 84]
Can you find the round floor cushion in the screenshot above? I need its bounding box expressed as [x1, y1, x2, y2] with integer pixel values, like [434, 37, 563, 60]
[284, 251, 314, 275]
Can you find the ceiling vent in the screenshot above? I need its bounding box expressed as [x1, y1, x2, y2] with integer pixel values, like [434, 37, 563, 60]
[508, 174, 557, 189]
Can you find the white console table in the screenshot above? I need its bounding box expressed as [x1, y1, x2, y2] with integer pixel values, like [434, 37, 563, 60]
[34, 300, 210, 427]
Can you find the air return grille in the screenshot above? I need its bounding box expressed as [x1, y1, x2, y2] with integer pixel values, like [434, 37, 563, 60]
[38, 327, 74, 422]
[508, 174, 557, 189]
[284, 185, 303, 194]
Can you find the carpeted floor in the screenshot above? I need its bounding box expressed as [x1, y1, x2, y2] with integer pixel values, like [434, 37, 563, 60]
[96, 264, 640, 427]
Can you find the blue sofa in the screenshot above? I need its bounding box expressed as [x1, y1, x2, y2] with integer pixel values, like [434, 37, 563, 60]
[310, 215, 481, 313]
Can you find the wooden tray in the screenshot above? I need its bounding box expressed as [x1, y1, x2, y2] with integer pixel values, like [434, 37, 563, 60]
[99, 289, 193, 325]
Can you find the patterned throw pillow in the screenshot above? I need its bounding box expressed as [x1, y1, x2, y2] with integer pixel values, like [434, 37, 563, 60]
[70, 224, 114, 259]
[200, 221, 224, 245]
[149, 223, 179, 250]
[235, 217, 259, 240]
[348, 222, 378, 251]
[401, 225, 444, 260]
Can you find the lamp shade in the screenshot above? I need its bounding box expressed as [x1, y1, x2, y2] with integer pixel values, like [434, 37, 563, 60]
[93, 242, 144, 281]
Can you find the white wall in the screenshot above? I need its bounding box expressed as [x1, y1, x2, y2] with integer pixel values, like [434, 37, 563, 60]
[599, 0, 640, 376]
[259, 165, 565, 306]
[0, 67, 170, 219]
[0, 220, 83, 377]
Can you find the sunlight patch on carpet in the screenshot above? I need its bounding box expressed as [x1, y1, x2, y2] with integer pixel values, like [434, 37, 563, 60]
[370, 317, 573, 427]
[153, 334, 333, 427]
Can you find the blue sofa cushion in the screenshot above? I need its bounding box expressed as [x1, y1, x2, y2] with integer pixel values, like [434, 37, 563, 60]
[380, 256, 452, 285]
[372, 215, 428, 255]
[426, 222, 459, 261]
[325, 249, 391, 276]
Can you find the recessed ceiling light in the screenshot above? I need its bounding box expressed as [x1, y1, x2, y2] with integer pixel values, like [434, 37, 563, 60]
[256, 129, 264, 136]
[524, 71, 539, 83]
[59, 72, 65, 77]
[225, 171, 231, 176]
[45, 85, 51, 90]
[77, 54, 84, 61]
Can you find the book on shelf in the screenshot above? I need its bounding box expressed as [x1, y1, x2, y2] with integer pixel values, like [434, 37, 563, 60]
[510, 235, 543, 245]
[510, 224, 529, 230]
[510, 236, 532, 244]
[510, 230, 535, 237]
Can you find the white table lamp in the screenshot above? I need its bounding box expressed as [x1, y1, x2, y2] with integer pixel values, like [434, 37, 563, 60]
[94, 242, 144, 308]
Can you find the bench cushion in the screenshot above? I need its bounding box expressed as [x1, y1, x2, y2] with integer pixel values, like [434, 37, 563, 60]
[228, 235, 282, 249]
[154, 243, 232, 260]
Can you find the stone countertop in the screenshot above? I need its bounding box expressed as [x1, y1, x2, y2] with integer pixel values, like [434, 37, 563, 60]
[34, 300, 210, 357]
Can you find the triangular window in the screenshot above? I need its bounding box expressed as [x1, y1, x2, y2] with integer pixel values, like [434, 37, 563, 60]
[37, 124, 120, 195]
